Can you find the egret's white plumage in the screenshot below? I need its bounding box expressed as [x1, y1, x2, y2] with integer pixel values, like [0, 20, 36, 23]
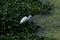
[20, 16, 28, 24]
[27, 15, 32, 20]
[20, 15, 32, 24]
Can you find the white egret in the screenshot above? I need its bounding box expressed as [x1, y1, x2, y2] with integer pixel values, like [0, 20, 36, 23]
[20, 15, 32, 24]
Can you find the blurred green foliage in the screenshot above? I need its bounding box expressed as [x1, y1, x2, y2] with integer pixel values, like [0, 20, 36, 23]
[0, 33, 57, 40]
[0, 0, 53, 40]
[0, 0, 51, 33]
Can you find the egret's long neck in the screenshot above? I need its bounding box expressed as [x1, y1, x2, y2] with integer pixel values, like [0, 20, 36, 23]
[27, 15, 32, 20]
[27, 16, 31, 20]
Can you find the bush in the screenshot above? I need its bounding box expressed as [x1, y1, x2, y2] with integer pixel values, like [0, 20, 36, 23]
[0, 0, 52, 40]
[0, 0, 51, 33]
[0, 33, 57, 40]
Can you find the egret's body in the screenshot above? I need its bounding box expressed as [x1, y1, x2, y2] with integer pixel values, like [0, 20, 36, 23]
[20, 15, 32, 24]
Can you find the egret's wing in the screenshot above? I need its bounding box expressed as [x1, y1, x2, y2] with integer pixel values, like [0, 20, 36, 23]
[20, 17, 27, 24]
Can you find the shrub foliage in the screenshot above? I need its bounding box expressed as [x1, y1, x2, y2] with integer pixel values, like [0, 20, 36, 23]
[0, 0, 53, 40]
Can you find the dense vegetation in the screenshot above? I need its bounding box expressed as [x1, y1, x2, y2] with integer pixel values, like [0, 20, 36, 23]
[0, 0, 56, 40]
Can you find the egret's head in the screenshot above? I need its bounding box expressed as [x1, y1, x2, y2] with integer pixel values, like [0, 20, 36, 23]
[28, 15, 32, 18]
